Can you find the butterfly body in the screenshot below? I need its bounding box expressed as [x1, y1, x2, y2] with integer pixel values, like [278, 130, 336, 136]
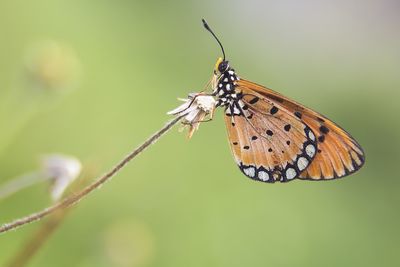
[213, 62, 240, 108]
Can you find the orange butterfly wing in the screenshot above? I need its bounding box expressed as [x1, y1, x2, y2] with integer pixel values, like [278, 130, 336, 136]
[224, 89, 318, 182]
[235, 79, 365, 180]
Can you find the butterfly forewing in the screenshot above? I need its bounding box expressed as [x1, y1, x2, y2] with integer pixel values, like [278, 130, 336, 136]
[235, 79, 365, 180]
[225, 89, 318, 182]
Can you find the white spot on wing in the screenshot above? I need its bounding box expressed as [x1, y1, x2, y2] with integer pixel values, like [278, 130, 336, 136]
[286, 168, 297, 180]
[308, 130, 315, 141]
[258, 171, 269, 181]
[297, 157, 309, 171]
[233, 106, 241, 115]
[306, 144, 316, 158]
[243, 166, 256, 178]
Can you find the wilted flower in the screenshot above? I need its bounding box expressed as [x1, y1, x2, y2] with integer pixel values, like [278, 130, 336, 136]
[41, 154, 82, 201]
[168, 93, 216, 138]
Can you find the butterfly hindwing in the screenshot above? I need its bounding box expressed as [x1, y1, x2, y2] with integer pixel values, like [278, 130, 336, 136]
[236, 79, 365, 180]
[224, 90, 318, 183]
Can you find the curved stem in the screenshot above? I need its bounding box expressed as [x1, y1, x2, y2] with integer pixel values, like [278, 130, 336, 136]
[6, 210, 68, 267]
[0, 115, 183, 234]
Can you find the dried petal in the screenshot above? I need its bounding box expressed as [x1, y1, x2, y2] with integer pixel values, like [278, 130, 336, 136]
[168, 93, 216, 138]
[41, 154, 82, 201]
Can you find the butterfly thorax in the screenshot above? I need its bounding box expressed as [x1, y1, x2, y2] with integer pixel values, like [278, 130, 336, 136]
[213, 67, 241, 106]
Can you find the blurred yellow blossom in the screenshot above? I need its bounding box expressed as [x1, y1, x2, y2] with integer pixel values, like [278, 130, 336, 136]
[24, 41, 81, 91]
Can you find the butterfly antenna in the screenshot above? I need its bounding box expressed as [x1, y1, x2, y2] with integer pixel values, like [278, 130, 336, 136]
[202, 19, 226, 61]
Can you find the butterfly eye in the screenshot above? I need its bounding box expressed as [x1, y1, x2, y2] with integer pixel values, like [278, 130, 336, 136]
[218, 61, 229, 73]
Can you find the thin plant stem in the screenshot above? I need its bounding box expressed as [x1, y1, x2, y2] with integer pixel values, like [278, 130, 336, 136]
[6, 210, 68, 267]
[0, 115, 184, 234]
[5, 170, 94, 267]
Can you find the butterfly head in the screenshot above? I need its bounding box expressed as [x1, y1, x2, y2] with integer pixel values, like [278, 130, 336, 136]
[214, 57, 230, 74]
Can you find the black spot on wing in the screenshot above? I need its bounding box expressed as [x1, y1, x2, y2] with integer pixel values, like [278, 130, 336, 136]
[270, 106, 278, 115]
[319, 125, 330, 134]
[248, 97, 259, 104]
[294, 111, 302, 119]
[284, 124, 291, 131]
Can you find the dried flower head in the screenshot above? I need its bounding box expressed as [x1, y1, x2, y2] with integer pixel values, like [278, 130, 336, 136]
[41, 154, 82, 201]
[168, 93, 216, 138]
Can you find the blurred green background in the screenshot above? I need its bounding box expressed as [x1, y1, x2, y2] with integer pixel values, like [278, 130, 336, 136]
[0, 0, 399, 266]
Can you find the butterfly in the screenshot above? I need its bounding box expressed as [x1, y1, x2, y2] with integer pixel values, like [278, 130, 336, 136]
[202, 19, 365, 183]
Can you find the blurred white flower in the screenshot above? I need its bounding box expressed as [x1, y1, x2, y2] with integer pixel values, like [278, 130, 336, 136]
[168, 93, 216, 138]
[0, 154, 82, 201]
[41, 154, 82, 201]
